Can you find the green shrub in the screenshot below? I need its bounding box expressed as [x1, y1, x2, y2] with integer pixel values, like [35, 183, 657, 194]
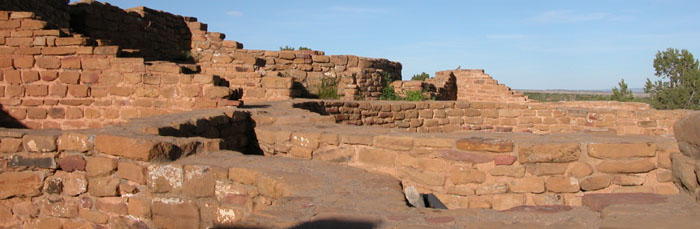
[280, 45, 295, 51]
[317, 77, 340, 100]
[611, 78, 634, 102]
[379, 73, 399, 100]
[404, 90, 426, 101]
[645, 48, 700, 109]
[411, 72, 430, 81]
[298, 46, 311, 50]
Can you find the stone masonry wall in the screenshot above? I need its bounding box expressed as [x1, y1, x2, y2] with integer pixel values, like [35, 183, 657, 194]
[255, 110, 680, 210]
[0, 0, 70, 30]
[68, 1, 194, 62]
[443, 69, 528, 103]
[0, 108, 274, 228]
[0, 10, 238, 129]
[391, 71, 457, 100]
[295, 100, 690, 136]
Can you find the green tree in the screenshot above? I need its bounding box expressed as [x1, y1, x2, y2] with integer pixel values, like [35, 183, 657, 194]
[411, 72, 430, 81]
[611, 78, 634, 102]
[644, 48, 700, 109]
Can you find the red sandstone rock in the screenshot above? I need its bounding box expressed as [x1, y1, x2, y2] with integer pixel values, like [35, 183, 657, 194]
[58, 155, 86, 172]
[582, 193, 667, 212]
[94, 135, 176, 161]
[0, 171, 44, 199]
[518, 143, 581, 163]
[85, 156, 117, 177]
[493, 154, 517, 165]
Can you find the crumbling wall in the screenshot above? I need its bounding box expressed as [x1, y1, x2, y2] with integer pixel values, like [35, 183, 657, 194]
[0, 0, 70, 29]
[68, 1, 194, 62]
[443, 69, 528, 103]
[391, 71, 457, 100]
[295, 100, 690, 136]
[0, 10, 237, 129]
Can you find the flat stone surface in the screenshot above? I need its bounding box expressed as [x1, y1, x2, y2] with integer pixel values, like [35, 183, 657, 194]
[582, 193, 668, 212]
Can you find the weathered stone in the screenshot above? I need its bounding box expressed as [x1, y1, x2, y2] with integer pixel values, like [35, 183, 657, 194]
[152, 198, 200, 228]
[673, 112, 700, 159]
[396, 154, 447, 173]
[22, 133, 58, 152]
[414, 137, 453, 148]
[546, 176, 580, 193]
[493, 155, 517, 165]
[183, 165, 218, 198]
[312, 146, 354, 163]
[0, 138, 22, 153]
[489, 165, 525, 177]
[476, 182, 508, 195]
[148, 164, 184, 193]
[398, 167, 445, 186]
[95, 135, 176, 161]
[374, 135, 413, 151]
[456, 137, 513, 152]
[449, 166, 486, 184]
[0, 171, 44, 199]
[53, 171, 87, 196]
[86, 156, 117, 177]
[118, 162, 147, 184]
[404, 186, 425, 208]
[88, 176, 119, 197]
[670, 152, 698, 190]
[290, 146, 313, 159]
[612, 174, 646, 186]
[580, 175, 612, 191]
[492, 193, 524, 210]
[518, 143, 581, 163]
[568, 162, 593, 178]
[526, 163, 568, 176]
[57, 132, 92, 152]
[357, 147, 397, 168]
[128, 197, 152, 219]
[80, 208, 109, 224]
[439, 149, 493, 163]
[40, 198, 79, 218]
[582, 193, 666, 212]
[9, 154, 56, 169]
[96, 197, 128, 215]
[533, 193, 565, 206]
[587, 143, 656, 159]
[596, 159, 656, 173]
[509, 177, 545, 193]
[58, 155, 86, 172]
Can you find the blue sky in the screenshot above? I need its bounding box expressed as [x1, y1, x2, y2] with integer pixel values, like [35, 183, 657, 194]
[84, 1, 700, 90]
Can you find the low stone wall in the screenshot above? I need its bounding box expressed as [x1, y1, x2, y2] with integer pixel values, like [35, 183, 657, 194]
[256, 116, 680, 210]
[0, 108, 274, 228]
[294, 100, 690, 136]
[0, 0, 69, 30]
[442, 69, 528, 103]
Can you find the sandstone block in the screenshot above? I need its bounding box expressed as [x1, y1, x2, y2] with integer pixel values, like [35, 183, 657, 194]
[526, 163, 568, 176]
[546, 176, 580, 193]
[670, 153, 698, 190]
[414, 137, 453, 148]
[580, 175, 612, 191]
[568, 162, 593, 178]
[493, 155, 517, 165]
[489, 165, 525, 177]
[95, 135, 176, 161]
[86, 156, 117, 177]
[0, 171, 44, 199]
[148, 164, 184, 193]
[519, 143, 581, 163]
[88, 176, 119, 197]
[596, 159, 656, 173]
[290, 146, 313, 159]
[492, 193, 524, 210]
[58, 155, 86, 172]
[398, 167, 445, 186]
[118, 162, 147, 184]
[582, 193, 666, 212]
[357, 147, 396, 168]
[57, 132, 92, 152]
[533, 193, 565, 206]
[612, 174, 645, 186]
[183, 165, 218, 198]
[587, 143, 656, 159]
[127, 197, 152, 219]
[22, 133, 58, 152]
[449, 166, 486, 185]
[9, 154, 56, 169]
[456, 137, 514, 152]
[373, 135, 413, 151]
[96, 197, 128, 215]
[0, 138, 22, 153]
[509, 177, 545, 193]
[80, 208, 109, 224]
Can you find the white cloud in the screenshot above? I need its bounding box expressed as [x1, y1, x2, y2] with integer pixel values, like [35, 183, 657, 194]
[328, 6, 386, 14]
[532, 10, 632, 24]
[226, 10, 243, 17]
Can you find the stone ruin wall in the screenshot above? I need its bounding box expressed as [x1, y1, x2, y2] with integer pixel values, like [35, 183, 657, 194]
[295, 100, 690, 136]
[0, 7, 239, 129]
